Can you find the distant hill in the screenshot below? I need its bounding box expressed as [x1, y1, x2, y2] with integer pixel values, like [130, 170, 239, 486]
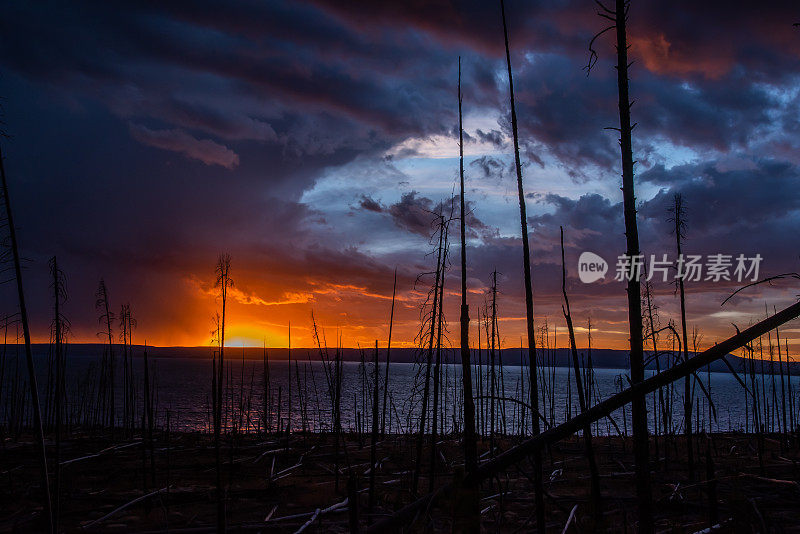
[9, 344, 798, 375]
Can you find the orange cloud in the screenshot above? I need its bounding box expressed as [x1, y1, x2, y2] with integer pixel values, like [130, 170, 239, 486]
[630, 33, 734, 79]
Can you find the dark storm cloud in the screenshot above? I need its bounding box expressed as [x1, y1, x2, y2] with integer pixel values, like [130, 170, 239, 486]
[3, 0, 798, 175]
[358, 195, 384, 213]
[469, 155, 507, 180]
[633, 72, 775, 154]
[528, 157, 800, 289]
[358, 190, 496, 244]
[640, 159, 800, 237]
[387, 192, 438, 237]
[474, 129, 505, 148]
[0, 1, 490, 166]
[530, 193, 620, 247]
[504, 52, 788, 175]
[127, 98, 279, 143]
[129, 124, 240, 169]
[453, 153, 800, 336]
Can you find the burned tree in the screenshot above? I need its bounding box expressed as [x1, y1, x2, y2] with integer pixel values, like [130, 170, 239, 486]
[368, 340, 379, 520]
[670, 193, 694, 479]
[213, 253, 233, 533]
[457, 55, 479, 492]
[49, 256, 69, 531]
[560, 227, 602, 524]
[429, 220, 448, 491]
[587, 0, 651, 529]
[380, 268, 397, 436]
[412, 211, 446, 494]
[499, 1, 545, 531]
[119, 303, 136, 435]
[263, 340, 271, 435]
[96, 279, 115, 432]
[0, 140, 53, 532]
[142, 342, 155, 490]
[287, 321, 292, 436]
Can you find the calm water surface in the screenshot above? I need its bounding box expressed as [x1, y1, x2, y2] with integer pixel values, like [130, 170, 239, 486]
[2, 348, 798, 437]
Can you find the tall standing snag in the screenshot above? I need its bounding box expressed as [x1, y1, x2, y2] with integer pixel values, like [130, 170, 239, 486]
[213, 254, 232, 533]
[381, 268, 397, 436]
[96, 279, 115, 431]
[454, 56, 480, 533]
[499, 2, 544, 531]
[489, 273, 498, 449]
[670, 193, 694, 479]
[429, 224, 447, 492]
[587, 0, 652, 529]
[614, 1, 651, 529]
[143, 342, 154, 487]
[457, 55, 479, 488]
[50, 256, 68, 531]
[287, 321, 292, 436]
[263, 340, 270, 434]
[368, 340, 379, 520]
[560, 227, 602, 524]
[0, 141, 53, 533]
[412, 213, 445, 494]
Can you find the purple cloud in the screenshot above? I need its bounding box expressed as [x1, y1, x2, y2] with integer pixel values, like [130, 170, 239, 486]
[129, 124, 240, 169]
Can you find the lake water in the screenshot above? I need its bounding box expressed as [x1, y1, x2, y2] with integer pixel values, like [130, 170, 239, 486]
[2, 348, 798, 437]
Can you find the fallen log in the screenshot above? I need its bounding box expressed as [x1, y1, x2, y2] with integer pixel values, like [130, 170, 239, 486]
[81, 486, 169, 529]
[560, 504, 579, 534]
[61, 441, 142, 467]
[294, 498, 349, 533]
[738, 473, 800, 490]
[367, 300, 800, 532]
[690, 518, 732, 534]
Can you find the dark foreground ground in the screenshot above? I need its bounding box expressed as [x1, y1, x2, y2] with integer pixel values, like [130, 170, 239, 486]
[1, 430, 799, 532]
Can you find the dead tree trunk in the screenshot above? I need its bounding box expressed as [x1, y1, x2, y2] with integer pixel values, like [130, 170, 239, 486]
[381, 269, 397, 436]
[746, 344, 765, 473]
[263, 341, 270, 435]
[775, 315, 788, 448]
[490, 273, 498, 453]
[586, 319, 595, 414]
[334, 346, 343, 492]
[429, 230, 446, 492]
[786, 339, 795, 444]
[412, 214, 445, 494]
[610, 0, 652, 529]
[560, 227, 602, 524]
[643, 281, 668, 459]
[141, 344, 149, 493]
[287, 321, 292, 436]
[120, 305, 130, 435]
[143, 343, 154, 479]
[50, 257, 65, 532]
[670, 193, 694, 480]
[214, 254, 232, 533]
[96, 280, 115, 433]
[499, 2, 544, 531]
[369, 340, 380, 520]
[457, 58, 479, 520]
[0, 144, 54, 533]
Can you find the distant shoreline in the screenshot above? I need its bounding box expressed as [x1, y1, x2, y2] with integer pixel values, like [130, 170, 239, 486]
[7, 343, 799, 374]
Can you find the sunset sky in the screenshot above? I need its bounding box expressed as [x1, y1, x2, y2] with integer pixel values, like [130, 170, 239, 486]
[1, 1, 799, 352]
